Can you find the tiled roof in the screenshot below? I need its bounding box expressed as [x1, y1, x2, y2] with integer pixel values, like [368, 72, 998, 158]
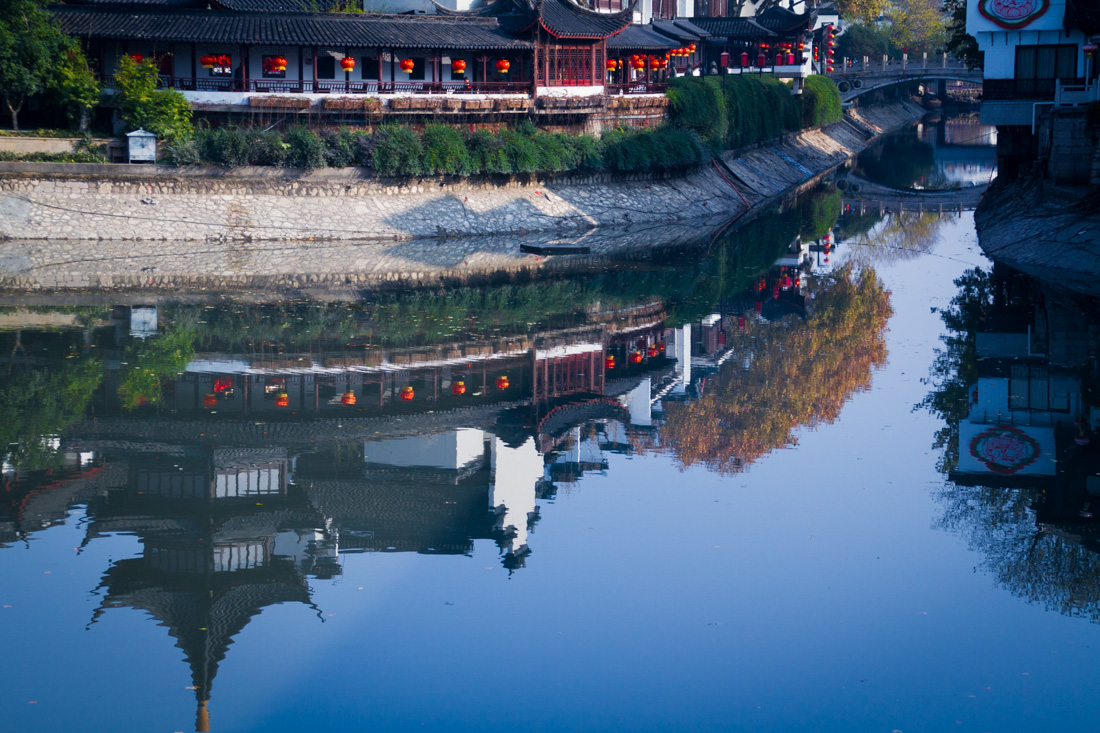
[606, 23, 677, 51]
[211, 0, 344, 10]
[650, 19, 696, 43]
[756, 6, 810, 32]
[670, 17, 711, 37]
[538, 0, 634, 39]
[52, 6, 535, 50]
[687, 16, 776, 39]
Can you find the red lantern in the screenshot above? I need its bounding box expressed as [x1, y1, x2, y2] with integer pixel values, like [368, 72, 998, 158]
[202, 394, 217, 408]
[213, 378, 232, 393]
[400, 386, 414, 401]
[495, 59, 510, 73]
[631, 55, 645, 70]
[688, 43, 696, 54]
[648, 56, 662, 70]
[275, 393, 289, 408]
[495, 376, 510, 390]
[647, 346, 658, 358]
[452, 59, 467, 73]
[658, 342, 666, 353]
[400, 58, 415, 73]
[606, 59, 617, 71]
[129, 53, 145, 64]
[827, 66, 834, 72]
[341, 391, 356, 406]
[606, 355, 615, 369]
[340, 57, 355, 72]
[200, 54, 215, 69]
[452, 381, 466, 396]
[630, 351, 643, 364]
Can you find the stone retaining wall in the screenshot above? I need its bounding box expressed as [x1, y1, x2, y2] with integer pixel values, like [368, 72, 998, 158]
[0, 100, 926, 293]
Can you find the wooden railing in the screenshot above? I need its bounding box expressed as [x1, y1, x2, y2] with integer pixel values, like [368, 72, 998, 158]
[606, 81, 668, 94]
[99, 75, 530, 95]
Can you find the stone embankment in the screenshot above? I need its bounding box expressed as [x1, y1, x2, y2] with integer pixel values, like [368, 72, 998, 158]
[0, 100, 926, 292]
[975, 178, 1100, 298]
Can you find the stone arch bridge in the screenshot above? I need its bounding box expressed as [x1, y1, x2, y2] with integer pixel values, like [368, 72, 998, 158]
[828, 55, 983, 103]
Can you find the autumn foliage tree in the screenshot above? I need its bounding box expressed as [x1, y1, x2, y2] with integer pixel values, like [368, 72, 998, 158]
[653, 266, 893, 474]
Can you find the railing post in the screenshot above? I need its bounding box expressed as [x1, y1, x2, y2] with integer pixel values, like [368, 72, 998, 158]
[863, 55, 868, 72]
[882, 54, 887, 72]
[843, 56, 848, 73]
[922, 51, 927, 69]
[943, 52, 947, 68]
[902, 52, 907, 71]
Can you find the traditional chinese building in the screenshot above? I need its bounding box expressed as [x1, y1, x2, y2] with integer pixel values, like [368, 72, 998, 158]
[967, 0, 1100, 180]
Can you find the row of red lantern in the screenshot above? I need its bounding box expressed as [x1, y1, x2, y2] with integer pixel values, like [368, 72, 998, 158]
[605, 343, 665, 370]
[200, 54, 232, 70]
[262, 56, 288, 73]
[629, 54, 669, 71]
[253, 377, 515, 409]
[825, 24, 835, 72]
[670, 44, 697, 57]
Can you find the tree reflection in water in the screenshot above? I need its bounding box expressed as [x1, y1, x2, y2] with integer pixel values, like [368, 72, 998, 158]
[648, 266, 893, 474]
[921, 265, 1100, 621]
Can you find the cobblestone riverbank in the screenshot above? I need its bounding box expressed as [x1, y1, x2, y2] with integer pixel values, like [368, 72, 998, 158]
[0, 101, 926, 292]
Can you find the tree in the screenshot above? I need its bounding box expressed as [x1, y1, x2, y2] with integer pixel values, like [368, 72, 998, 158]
[886, 0, 948, 51]
[0, 0, 94, 131]
[57, 48, 99, 131]
[943, 0, 983, 68]
[652, 266, 893, 475]
[113, 55, 193, 142]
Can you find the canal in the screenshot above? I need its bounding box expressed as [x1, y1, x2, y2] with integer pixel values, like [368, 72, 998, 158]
[2, 113, 1099, 733]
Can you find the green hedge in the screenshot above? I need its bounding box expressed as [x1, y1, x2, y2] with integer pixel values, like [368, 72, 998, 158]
[667, 74, 842, 150]
[175, 122, 706, 176]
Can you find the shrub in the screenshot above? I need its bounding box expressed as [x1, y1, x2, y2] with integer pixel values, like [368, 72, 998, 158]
[166, 138, 201, 166]
[467, 128, 510, 174]
[285, 125, 326, 169]
[197, 126, 249, 167]
[372, 125, 423, 176]
[666, 77, 727, 148]
[323, 127, 358, 168]
[112, 55, 193, 143]
[602, 127, 656, 171]
[356, 131, 377, 169]
[421, 123, 472, 175]
[249, 130, 288, 166]
[801, 76, 842, 128]
[498, 128, 540, 173]
[568, 134, 604, 170]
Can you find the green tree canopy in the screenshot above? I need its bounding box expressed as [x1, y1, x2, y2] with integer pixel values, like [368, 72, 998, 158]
[0, 0, 99, 131]
[113, 55, 193, 142]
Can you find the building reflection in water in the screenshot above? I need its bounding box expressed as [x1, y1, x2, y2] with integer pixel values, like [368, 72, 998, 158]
[0, 219, 870, 731]
[932, 263, 1100, 620]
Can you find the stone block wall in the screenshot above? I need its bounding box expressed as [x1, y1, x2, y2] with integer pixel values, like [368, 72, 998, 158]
[1046, 108, 1094, 185]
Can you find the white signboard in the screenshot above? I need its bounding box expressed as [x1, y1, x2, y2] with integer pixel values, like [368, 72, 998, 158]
[957, 422, 1057, 477]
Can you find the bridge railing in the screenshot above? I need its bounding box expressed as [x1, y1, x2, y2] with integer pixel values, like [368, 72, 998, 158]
[829, 53, 975, 77]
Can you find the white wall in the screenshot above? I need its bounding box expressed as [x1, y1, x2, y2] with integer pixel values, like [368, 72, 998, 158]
[363, 429, 486, 469]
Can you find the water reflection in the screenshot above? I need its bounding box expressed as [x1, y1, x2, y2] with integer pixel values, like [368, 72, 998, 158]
[922, 263, 1100, 620]
[0, 187, 912, 730]
[854, 112, 997, 191]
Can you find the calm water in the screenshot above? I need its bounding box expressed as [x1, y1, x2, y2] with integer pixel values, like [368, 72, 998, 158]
[3, 118, 1100, 733]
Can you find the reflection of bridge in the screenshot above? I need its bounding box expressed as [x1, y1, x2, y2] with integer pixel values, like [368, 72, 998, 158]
[840, 197, 981, 217]
[827, 55, 982, 103]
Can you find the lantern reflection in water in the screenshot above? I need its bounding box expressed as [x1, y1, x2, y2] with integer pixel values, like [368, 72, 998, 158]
[400, 386, 414, 401]
[341, 391, 356, 406]
[452, 381, 466, 396]
[495, 376, 510, 390]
